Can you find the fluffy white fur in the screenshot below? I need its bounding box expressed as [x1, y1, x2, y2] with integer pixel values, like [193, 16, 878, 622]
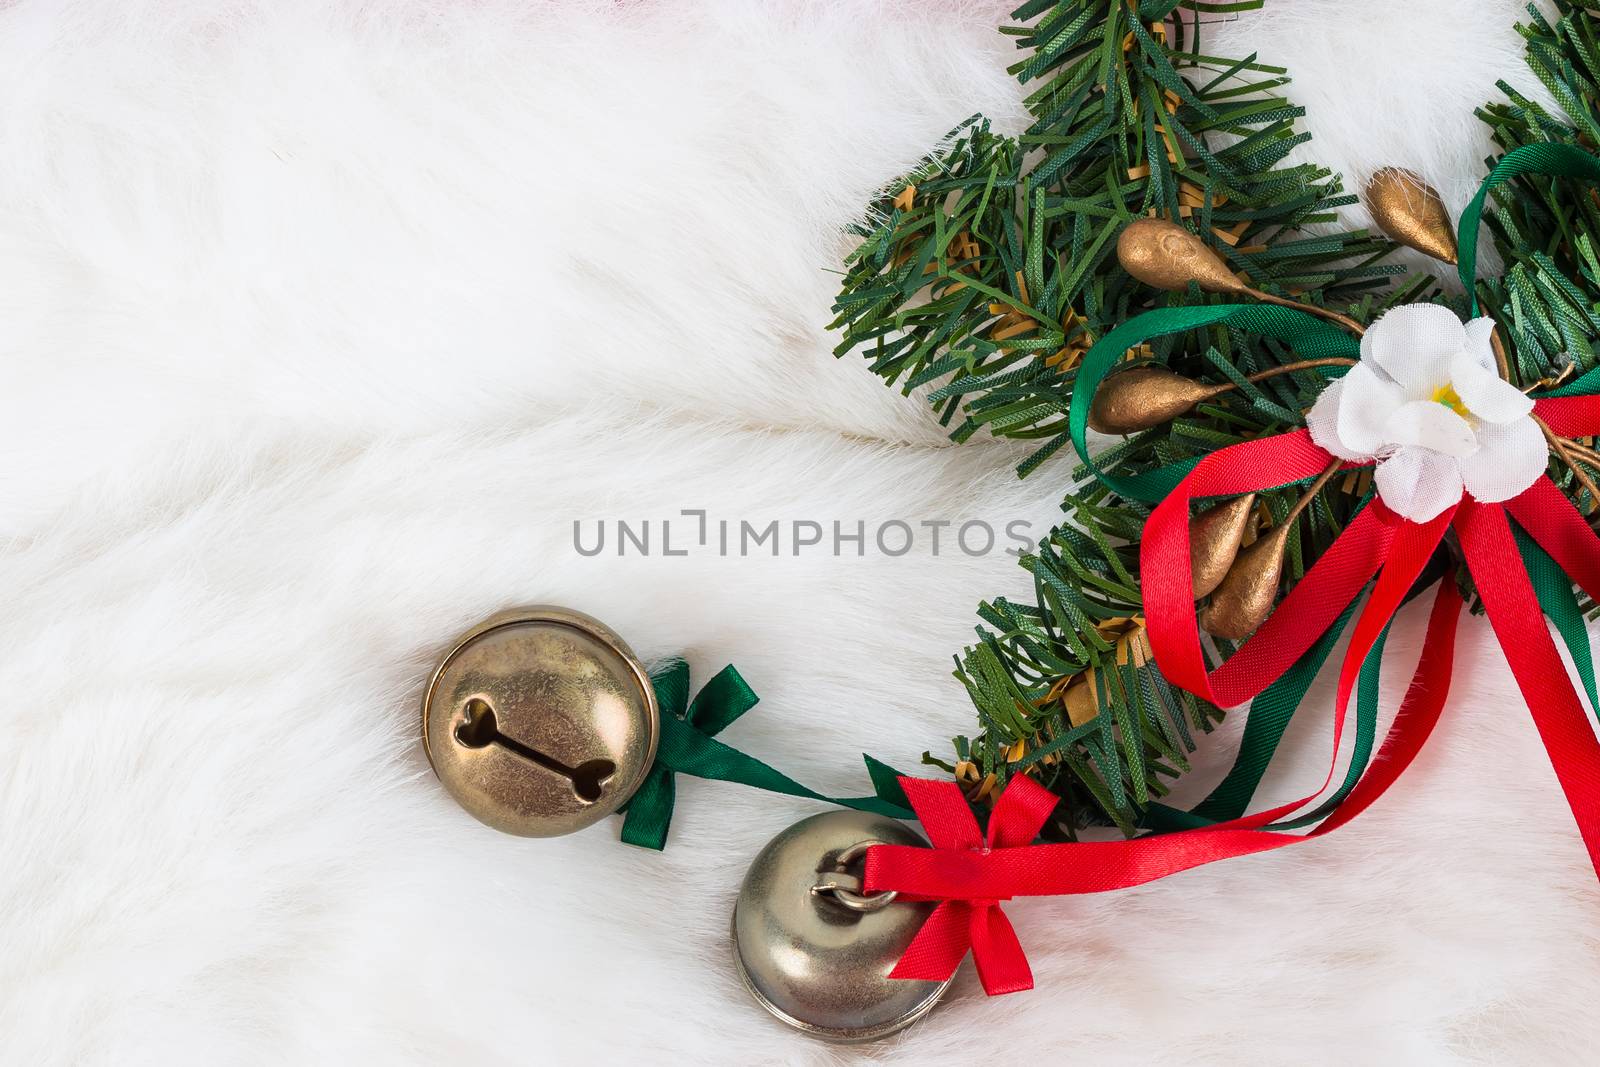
[2, 1, 1597, 1063]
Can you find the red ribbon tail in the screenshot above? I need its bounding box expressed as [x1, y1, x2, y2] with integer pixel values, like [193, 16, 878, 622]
[1507, 474, 1600, 602]
[968, 902, 1032, 996]
[1457, 499, 1600, 876]
[1317, 577, 1463, 834]
[888, 900, 971, 983]
[867, 577, 1465, 899]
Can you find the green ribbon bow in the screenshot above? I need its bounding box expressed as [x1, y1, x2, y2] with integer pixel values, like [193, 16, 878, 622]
[619, 660, 912, 850]
[620, 661, 759, 849]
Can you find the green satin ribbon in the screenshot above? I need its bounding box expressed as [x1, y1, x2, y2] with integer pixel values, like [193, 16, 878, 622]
[619, 660, 911, 850]
[1142, 598, 1360, 831]
[1075, 148, 1600, 835]
[1068, 299, 1366, 824]
[1097, 146, 1600, 830]
[1069, 302, 1360, 503]
[1454, 141, 1600, 403]
[1457, 141, 1600, 317]
[1452, 140, 1600, 713]
[1518, 525, 1600, 720]
[1141, 598, 1403, 832]
[1540, 365, 1600, 398]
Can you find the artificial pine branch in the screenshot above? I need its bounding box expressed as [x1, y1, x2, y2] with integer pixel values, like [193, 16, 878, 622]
[832, 0, 1600, 834]
[1477, 1, 1600, 528]
[831, 0, 1418, 831]
[830, 2, 1401, 478]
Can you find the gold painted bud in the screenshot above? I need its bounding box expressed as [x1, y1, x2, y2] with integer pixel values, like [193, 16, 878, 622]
[1198, 523, 1292, 641]
[1117, 217, 1249, 295]
[1365, 167, 1457, 264]
[1189, 494, 1257, 600]
[1088, 366, 1221, 435]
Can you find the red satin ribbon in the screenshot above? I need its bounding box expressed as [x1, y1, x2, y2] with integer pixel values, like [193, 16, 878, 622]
[885, 775, 1057, 994]
[867, 579, 1462, 893]
[1459, 496, 1600, 871]
[869, 394, 1600, 994]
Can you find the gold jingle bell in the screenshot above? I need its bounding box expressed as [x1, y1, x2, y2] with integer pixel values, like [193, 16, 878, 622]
[421, 606, 658, 837]
[732, 810, 953, 1042]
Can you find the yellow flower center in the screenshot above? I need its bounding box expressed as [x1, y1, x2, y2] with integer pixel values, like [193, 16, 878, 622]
[1432, 383, 1471, 419]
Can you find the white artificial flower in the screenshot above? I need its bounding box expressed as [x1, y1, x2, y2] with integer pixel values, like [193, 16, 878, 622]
[1305, 303, 1547, 522]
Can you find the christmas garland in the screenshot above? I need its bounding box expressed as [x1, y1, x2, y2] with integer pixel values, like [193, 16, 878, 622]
[426, 0, 1600, 1027]
[830, 0, 1600, 842]
[608, 0, 1600, 879]
[829, 0, 1407, 833]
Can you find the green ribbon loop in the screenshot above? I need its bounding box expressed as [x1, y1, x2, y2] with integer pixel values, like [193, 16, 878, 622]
[1450, 141, 1600, 711]
[1142, 598, 1369, 832]
[1069, 302, 1359, 501]
[1067, 297, 1362, 830]
[1538, 364, 1600, 398]
[1145, 560, 1449, 834]
[1144, 598, 1359, 831]
[1457, 141, 1600, 317]
[619, 661, 912, 850]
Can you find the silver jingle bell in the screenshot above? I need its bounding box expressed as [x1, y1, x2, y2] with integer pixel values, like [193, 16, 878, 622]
[732, 810, 953, 1042]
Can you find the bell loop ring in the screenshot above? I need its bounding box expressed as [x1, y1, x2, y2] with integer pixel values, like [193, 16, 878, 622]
[810, 840, 897, 913]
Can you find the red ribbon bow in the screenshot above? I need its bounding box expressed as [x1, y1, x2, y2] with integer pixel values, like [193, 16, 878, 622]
[875, 774, 1056, 995]
[869, 392, 1600, 996]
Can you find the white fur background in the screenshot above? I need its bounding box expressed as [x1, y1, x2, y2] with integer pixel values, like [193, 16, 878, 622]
[2, 1, 1596, 1063]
